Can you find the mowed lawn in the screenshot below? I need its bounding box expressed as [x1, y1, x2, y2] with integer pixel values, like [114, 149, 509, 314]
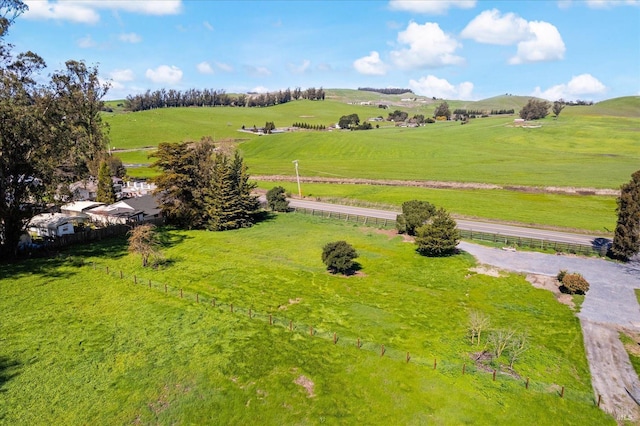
[0, 214, 613, 424]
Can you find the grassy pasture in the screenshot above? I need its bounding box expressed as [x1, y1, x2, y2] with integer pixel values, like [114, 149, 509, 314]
[256, 181, 616, 233]
[106, 95, 639, 189]
[0, 214, 613, 424]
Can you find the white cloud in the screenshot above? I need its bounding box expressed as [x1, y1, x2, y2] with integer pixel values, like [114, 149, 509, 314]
[353, 51, 387, 75]
[145, 65, 183, 84]
[585, 0, 639, 8]
[246, 65, 271, 77]
[109, 69, 135, 82]
[462, 10, 565, 64]
[118, 32, 142, 43]
[532, 74, 607, 100]
[288, 59, 311, 74]
[390, 22, 463, 69]
[509, 21, 565, 64]
[251, 86, 269, 94]
[24, 0, 182, 24]
[389, 0, 476, 14]
[197, 61, 214, 74]
[216, 62, 234, 72]
[25, 1, 100, 24]
[77, 34, 96, 48]
[203, 21, 214, 31]
[460, 9, 529, 45]
[409, 75, 474, 99]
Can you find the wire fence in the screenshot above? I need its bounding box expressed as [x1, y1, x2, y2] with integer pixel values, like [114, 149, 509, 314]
[91, 261, 603, 408]
[291, 207, 602, 256]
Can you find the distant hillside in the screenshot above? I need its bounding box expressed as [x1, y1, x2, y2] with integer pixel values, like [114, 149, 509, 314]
[581, 96, 640, 117]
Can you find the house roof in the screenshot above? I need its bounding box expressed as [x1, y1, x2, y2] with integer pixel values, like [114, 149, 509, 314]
[86, 194, 161, 219]
[61, 201, 105, 213]
[29, 213, 75, 229]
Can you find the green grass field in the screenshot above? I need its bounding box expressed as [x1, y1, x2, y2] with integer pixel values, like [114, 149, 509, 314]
[0, 214, 613, 424]
[104, 93, 638, 233]
[106, 93, 639, 189]
[256, 181, 616, 233]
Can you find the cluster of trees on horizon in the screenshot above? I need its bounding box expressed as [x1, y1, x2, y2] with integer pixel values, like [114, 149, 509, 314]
[124, 87, 325, 112]
[357, 87, 413, 95]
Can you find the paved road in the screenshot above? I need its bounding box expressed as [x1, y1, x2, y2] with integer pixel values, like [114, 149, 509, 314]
[288, 198, 604, 246]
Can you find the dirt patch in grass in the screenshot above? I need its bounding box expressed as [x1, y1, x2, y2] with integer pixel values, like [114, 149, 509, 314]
[526, 274, 575, 310]
[278, 298, 301, 310]
[294, 375, 316, 397]
[468, 265, 505, 277]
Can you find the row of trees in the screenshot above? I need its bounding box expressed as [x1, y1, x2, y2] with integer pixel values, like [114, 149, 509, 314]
[150, 137, 260, 231]
[358, 87, 413, 95]
[292, 122, 327, 130]
[1, 0, 110, 259]
[125, 87, 325, 112]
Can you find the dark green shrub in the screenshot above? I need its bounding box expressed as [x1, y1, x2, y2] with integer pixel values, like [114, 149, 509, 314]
[322, 241, 358, 275]
[266, 186, 290, 212]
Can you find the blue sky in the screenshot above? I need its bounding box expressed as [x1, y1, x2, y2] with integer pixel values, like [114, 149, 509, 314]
[7, 0, 640, 101]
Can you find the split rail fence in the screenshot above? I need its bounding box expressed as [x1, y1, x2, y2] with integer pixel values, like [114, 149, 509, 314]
[91, 261, 605, 409]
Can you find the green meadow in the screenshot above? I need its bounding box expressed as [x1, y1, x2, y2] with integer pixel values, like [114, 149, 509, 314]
[104, 92, 639, 232]
[0, 214, 613, 424]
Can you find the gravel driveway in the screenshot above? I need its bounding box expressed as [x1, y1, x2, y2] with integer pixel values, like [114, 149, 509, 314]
[458, 241, 640, 421]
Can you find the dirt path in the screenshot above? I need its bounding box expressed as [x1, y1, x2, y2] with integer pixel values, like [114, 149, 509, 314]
[458, 242, 640, 422]
[254, 175, 619, 196]
[581, 320, 640, 422]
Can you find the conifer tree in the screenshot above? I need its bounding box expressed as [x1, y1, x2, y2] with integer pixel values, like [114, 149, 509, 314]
[96, 160, 116, 204]
[612, 170, 640, 260]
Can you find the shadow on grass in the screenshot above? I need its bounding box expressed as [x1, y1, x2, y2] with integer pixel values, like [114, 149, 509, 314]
[252, 210, 279, 225]
[0, 356, 21, 393]
[156, 226, 191, 249]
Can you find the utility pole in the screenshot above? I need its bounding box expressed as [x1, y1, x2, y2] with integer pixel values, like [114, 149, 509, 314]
[292, 160, 302, 198]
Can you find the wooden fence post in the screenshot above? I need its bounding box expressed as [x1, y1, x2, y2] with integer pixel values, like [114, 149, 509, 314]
[134, 275, 137, 284]
[560, 386, 564, 398]
[357, 338, 360, 349]
[106, 266, 109, 274]
[289, 320, 293, 331]
[526, 377, 529, 389]
[120, 270, 123, 279]
[180, 288, 183, 298]
[462, 363, 466, 375]
[196, 294, 199, 303]
[333, 332, 337, 344]
[434, 359, 437, 370]
[165, 284, 167, 293]
[381, 344, 385, 357]
[212, 298, 215, 307]
[148, 279, 151, 288]
[597, 394, 601, 407]
[309, 326, 313, 336]
[493, 370, 496, 381]
[269, 314, 272, 325]
[407, 352, 410, 363]
[230, 303, 233, 313]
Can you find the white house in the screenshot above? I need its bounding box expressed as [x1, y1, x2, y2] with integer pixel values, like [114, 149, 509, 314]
[85, 194, 162, 225]
[61, 201, 104, 217]
[28, 213, 78, 238]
